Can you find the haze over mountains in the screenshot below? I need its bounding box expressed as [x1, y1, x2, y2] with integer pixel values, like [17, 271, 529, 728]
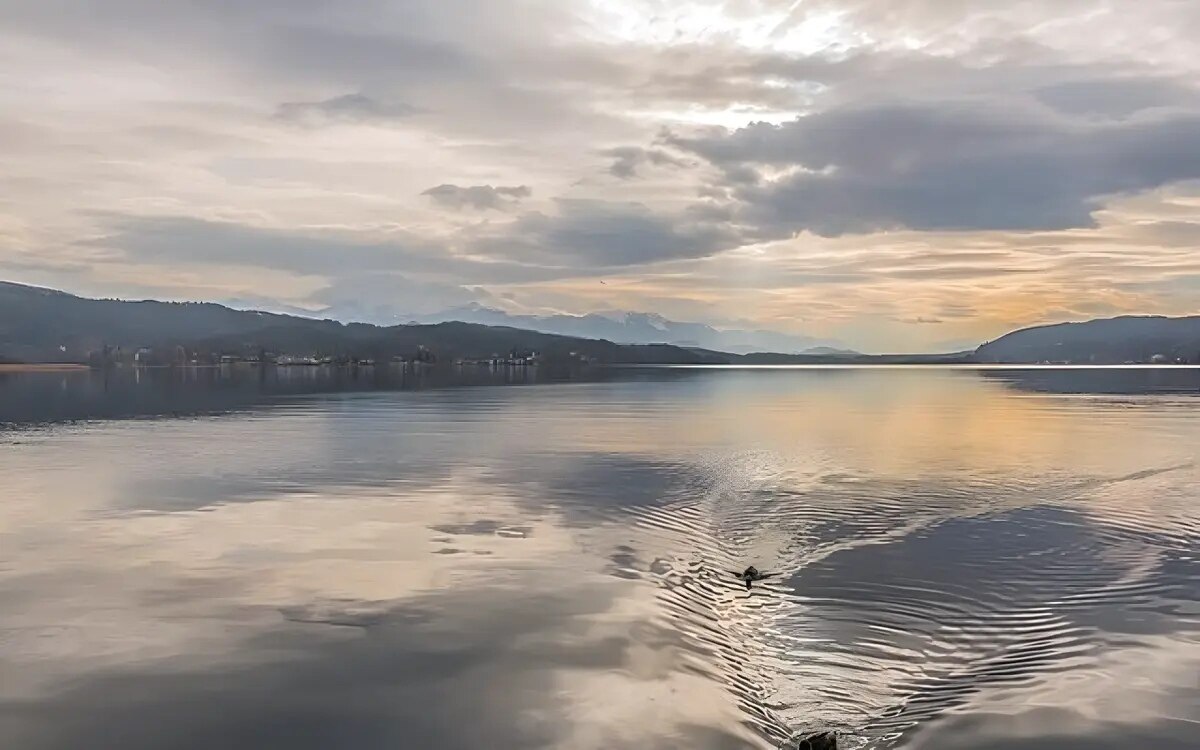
[2, 281, 1199, 366]
[220, 298, 854, 355]
[393, 304, 852, 355]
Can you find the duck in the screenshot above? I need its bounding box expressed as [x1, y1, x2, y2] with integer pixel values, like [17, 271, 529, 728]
[738, 565, 776, 590]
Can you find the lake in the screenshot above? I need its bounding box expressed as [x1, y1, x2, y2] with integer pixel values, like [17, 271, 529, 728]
[1, 366, 1197, 749]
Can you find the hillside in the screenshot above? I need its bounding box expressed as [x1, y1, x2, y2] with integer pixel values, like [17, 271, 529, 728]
[0, 282, 729, 366]
[975, 315, 1200, 364]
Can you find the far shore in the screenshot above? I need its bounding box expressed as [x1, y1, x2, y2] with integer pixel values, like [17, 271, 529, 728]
[0, 363, 90, 373]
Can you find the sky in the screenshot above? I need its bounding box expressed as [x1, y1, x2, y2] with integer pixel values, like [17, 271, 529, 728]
[2, 0, 1199, 352]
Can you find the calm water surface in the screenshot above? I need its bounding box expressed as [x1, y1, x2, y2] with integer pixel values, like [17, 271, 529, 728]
[1, 367, 1197, 749]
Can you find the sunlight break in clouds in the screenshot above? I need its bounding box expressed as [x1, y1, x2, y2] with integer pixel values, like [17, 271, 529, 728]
[1, 0, 1199, 351]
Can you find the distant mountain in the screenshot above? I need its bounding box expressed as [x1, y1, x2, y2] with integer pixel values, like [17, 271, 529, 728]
[740, 351, 973, 365]
[0, 282, 728, 366]
[975, 315, 1200, 364]
[352, 303, 847, 355]
[797, 346, 862, 357]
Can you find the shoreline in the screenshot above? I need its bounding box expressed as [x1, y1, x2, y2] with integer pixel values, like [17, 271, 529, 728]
[0, 363, 90, 373]
[3, 362, 1199, 373]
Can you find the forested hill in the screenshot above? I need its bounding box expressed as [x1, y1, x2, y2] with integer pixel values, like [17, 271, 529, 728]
[974, 315, 1200, 364]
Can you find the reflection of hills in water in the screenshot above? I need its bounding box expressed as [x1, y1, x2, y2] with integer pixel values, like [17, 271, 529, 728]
[0, 365, 609, 426]
[980, 367, 1200, 395]
[12, 365, 1197, 427]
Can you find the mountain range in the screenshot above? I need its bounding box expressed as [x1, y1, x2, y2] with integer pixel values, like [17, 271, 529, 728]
[2, 281, 1198, 366]
[302, 301, 851, 355]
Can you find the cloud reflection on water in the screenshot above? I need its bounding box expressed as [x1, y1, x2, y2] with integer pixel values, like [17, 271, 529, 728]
[1, 368, 1197, 748]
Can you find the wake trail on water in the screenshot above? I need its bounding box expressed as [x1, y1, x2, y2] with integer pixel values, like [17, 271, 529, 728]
[613, 450, 1200, 749]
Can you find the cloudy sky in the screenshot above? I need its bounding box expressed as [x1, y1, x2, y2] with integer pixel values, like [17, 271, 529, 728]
[2, 0, 1199, 351]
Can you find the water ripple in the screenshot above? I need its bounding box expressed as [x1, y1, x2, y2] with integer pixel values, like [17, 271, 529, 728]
[610, 456, 1200, 748]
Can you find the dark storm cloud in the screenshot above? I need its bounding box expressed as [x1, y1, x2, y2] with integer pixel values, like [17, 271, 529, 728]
[422, 184, 531, 211]
[685, 201, 737, 223]
[276, 93, 420, 123]
[669, 102, 1200, 236]
[90, 213, 734, 287]
[602, 146, 692, 179]
[472, 200, 740, 268]
[1032, 77, 1200, 118]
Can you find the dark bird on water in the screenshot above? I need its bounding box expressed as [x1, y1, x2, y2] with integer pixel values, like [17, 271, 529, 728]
[737, 565, 777, 590]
